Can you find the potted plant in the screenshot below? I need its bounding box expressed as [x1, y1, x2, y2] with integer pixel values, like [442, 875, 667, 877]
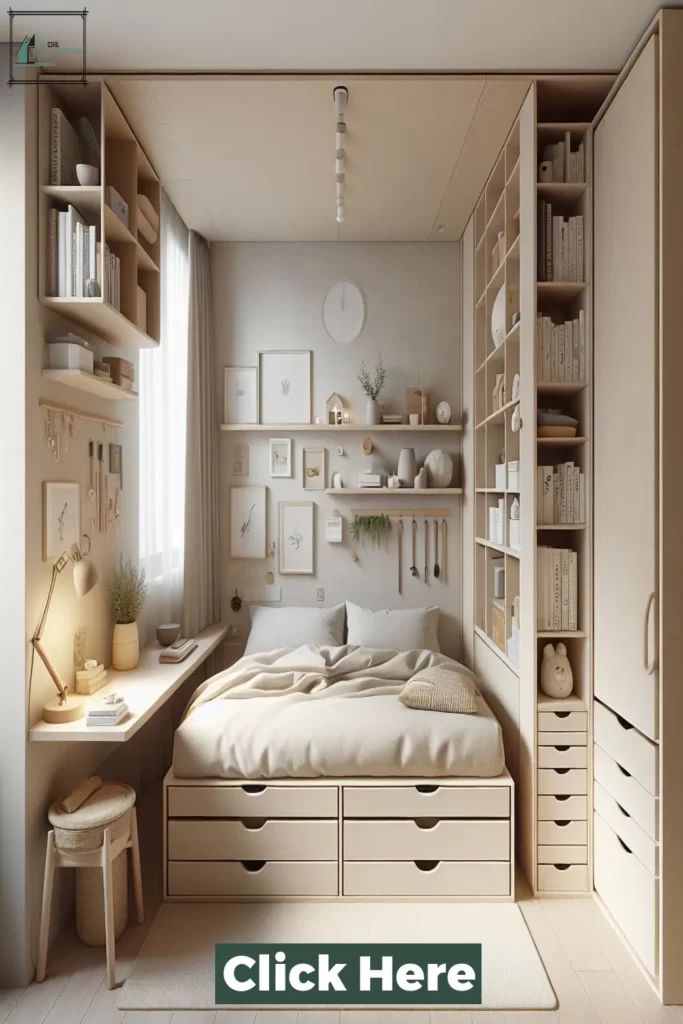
[357, 357, 386, 425]
[110, 557, 146, 670]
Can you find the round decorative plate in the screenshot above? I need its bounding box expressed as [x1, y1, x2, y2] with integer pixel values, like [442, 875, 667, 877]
[322, 281, 366, 344]
[491, 284, 506, 348]
[436, 400, 451, 425]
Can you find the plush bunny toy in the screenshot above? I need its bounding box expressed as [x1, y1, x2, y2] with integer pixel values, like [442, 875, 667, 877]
[540, 642, 574, 699]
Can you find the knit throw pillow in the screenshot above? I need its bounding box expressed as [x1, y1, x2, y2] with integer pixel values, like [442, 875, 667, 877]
[399, 666, 478, 714]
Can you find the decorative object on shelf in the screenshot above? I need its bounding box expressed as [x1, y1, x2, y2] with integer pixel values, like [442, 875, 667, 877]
[357, 470, 386, 488]
[231, 443, 249, 477]
[230, 485, 267, 560]
[156, 623, 181, 647]
[75, 163, 98, 186]
[381, 414, 403, 425]
[409, 413, 420, 426]
[361, 436, 374, 456]
[540, 642, 574, 699]
[325, 515, 343, 543]
[103, 357, 135, 391]
[43, 481, 80, 559]
[406, 387, 430, 425]
[331, 471, 343, 489]
[509, 496, 521, 549]
[269, 437, 292, 478]
[511, 373, 521, 401]
[350, 513, 391, 547]
[537, 408, 579, 438]
[397, 447, 417, 488]
[424, 449, 454, 488]
[436, 401, 452, 425]
[323, 281, 365, 343]
[494, 456, 506, 492]
[491, 284, 506, 349]
[496, 230, 506, 265]
[110, 557, 146, 671]
[109, 443, 123, 489]
[538, 160, 553, 182]
[278, 501, 315, 575]
[387, 474, 400, 489]
[492, 373, 505, 410]
[507, 459, 520, 491]
[104, 185, 129, 228]
[223, 366, 258, 425]
[259, 350, 312, 424]
[75, 659, 107, 695]
[511, 404, 522, 433]
[414, 466, 428, 489]
[512, 311, 520, 327]
[31, 536, 99, 723]
[493, 564, 505, 600]
[357, 357, 386, 425]
[303, 447, 326, 490]
[325, 392, 348, 425]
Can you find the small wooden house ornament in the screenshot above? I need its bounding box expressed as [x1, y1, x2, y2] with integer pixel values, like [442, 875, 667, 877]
[326, 392, 347, 425]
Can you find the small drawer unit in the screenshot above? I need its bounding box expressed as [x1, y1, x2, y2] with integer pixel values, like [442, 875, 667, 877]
[536, 694, 589, 893]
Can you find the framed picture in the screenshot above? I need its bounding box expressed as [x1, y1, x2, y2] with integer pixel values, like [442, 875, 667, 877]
[224, 366, 258, 425]
[278, 501, 315, 575]
[43, 481, 80, 560]
[231, 443, 249, 478]
[303, 447, 326, 490]
[230, 486, 267, 560]
[269, 437, 292, 478]
[109, 443, 123, 489]
[259, 350, 311, 424]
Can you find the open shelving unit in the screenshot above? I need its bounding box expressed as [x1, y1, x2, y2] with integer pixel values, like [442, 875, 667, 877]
[38, 77, 161, 352]
[41, 369, 138, 401]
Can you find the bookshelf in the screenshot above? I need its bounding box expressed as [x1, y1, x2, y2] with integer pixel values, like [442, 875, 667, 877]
[38, 78, 160, 352]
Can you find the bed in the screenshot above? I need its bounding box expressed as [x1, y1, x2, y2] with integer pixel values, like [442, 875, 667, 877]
[164, 636, 514, 903]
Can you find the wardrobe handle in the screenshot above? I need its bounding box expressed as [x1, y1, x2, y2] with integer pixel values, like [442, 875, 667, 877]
[643, 591, 657, 675]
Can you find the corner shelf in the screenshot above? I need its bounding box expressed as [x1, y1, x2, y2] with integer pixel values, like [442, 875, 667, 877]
[219, 423, 462, 434]
[326, 488, 462, 496]
[41, 368, 138, 401]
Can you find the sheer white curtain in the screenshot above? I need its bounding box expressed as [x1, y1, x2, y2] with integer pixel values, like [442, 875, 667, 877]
[138, 194, 189, 640]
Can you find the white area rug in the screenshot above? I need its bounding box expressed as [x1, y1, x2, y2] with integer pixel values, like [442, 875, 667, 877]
[119, 901, 556, 1011]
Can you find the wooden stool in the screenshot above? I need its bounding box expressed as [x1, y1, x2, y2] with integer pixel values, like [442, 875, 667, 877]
[36, 783, 144, 989]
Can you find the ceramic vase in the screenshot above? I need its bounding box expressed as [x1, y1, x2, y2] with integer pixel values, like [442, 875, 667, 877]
[424, 449, 454, 487]
[112, 621, 140, 671]
[414, 467, 428, 489]
[397, 448, 417, 487]
[366, 399, 381, 425]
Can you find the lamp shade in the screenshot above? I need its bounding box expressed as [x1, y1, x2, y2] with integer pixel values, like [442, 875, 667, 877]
[73, 556, 99, 598]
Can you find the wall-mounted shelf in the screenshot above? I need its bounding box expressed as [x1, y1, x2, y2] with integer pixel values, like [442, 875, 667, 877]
[537, 630, 587, 639]
[476, 537, 521, 559]
[536, 182, 588, 202]
[219, 423, 462, 433]
[536, 435, 587, 447]
[537, 382, 587, 396]
[536, 281, 586, 300]
[41, 298, 158, 352]
[326, 488, 462, 496]
[42, 368, 137, 401]
[536, 522, 586, 531]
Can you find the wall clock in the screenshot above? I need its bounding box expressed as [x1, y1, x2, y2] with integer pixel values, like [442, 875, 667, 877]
[322, 281, 366, 344]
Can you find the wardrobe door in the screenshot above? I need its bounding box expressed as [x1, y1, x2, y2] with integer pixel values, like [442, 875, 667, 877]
[593, 36, 658, 740]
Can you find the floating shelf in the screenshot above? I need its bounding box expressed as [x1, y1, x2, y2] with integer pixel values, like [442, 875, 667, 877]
[326, 488, 462, 496]
[536, 182, 588, 202]
[537, 630, 587, 639]
[536, 435, 587, 447]
[475, 322, 520, 374]
[537, 381, 587, 396]
[219, 423, 462, 433]
[40, 297, 158, 352]
[42, 184, 102, 216]
[475, 537, 521, 559]
[537, 281, 586, 300]
[42, 369, 137, 401]
[476, 398, 519, 430]
[536, 523, 587, 530]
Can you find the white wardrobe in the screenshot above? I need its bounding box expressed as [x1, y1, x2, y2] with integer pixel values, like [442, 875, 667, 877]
[593, 10, 683, 1003]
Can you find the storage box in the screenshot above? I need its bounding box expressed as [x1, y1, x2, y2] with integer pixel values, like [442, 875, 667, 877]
[495, 463, 506, 491]
[103, 356, 135, 387]
[507, 460, 520, 491]
[509, 518, 521, 549]
[47, 342, 94, 373]
[488, 500, 504, 545]
[491, 601, 506, 650]
[493, 565, 505, 599]
[105, 185, 129, 228]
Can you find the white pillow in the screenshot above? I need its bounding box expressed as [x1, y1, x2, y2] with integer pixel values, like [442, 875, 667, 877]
[345, 602, 440, 652]
[245, 604, 346, 655]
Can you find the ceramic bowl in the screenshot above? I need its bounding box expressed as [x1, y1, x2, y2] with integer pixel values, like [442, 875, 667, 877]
[156, 623, 181, 647]
[76, 163, 99, 187]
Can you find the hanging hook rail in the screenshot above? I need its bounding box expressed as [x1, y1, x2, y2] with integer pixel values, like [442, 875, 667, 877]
[39, 398, 123, 430]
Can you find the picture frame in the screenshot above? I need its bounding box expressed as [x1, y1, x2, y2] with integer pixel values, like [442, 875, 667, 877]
[109, 443, 123, 489]
[278, 501, 315, 575]
[269, 437, 292, 478]
[224, 366, 259, 425]
[231, 443, 249, 478]
[259, 350, 312, 424]
[43, 481, 80, 560]
[303, 447, 326, 490]
[230, 485, 267, 560]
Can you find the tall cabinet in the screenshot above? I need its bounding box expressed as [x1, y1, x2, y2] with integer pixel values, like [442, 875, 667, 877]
[592, 11, 683, 1003]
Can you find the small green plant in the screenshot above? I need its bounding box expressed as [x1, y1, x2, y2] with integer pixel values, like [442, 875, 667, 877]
[350, 514, 392, 547]
[110, 557, 147, 624]
[357, 357, 386, 401]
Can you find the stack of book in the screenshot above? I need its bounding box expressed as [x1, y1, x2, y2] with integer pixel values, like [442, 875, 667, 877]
[537, 463, 586, 525]
[86, 700, 129, 728]
[159, 637, 198, 664]
[537, 202, 584, 282]
[98, 242, 121, 310]
[49, 205, 97, 298]
[75, 663, 107, 695]
[50, 107, 82, 186]
[537, 547, 578, 631]
[539, 132, 585, 183]
[536, 312, 585, 383]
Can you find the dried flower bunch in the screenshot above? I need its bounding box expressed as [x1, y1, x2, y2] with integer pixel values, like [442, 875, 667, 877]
[357, 358, 386, 400]
[350, 514, 392, 547]
[110, 557, 147, 624]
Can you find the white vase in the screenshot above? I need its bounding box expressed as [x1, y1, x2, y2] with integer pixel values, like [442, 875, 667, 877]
[397, 448, 417, 487]
[366, 398, 381, 425]
[112, 621, 140, 671]
[424, 449, 454, 487]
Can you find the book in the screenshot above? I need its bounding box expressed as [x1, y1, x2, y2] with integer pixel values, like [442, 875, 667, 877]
[561, 548, 570, 629]
[48, 208, 58, 296]
[58, 211, 67, 297]
[86, 702, 129, 726]
[568, 551, 578, 630]
[159, 642, 198, 665]
[50, 107, 82, 186]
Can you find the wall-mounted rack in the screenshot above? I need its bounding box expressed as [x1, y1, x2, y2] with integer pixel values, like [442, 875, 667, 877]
[349, 507, 452, 517]
[39, 397, 123, 430]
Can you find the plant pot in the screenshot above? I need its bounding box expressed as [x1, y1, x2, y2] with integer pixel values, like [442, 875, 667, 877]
[112, 621, 140, 671]
[366, 399, 381, 425]
[397, 448, 417, 487]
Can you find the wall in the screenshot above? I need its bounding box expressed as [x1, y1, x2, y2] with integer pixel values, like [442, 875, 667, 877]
[212, 242, 464, 658]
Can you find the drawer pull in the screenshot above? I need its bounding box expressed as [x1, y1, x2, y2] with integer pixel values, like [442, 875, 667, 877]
[241, 860, 267, 872]
[554, 712, 570, 719]
[554, 820, 571, 827]
[554, 745, 569, 752]
[415, 785, 439, 794]
[616, 762, 632, 778]
[616, 836, 633, 855]
[241, 818, 267, 830]
[241, 785, 266, 794]
[415, 818, 439, 830]
[616, 801, 631, 818]
[554, 864, 571, 871]
[555, 794, 570, 802]
[414, 860, 440, 872]
[615, 712, 633, 731]
[553, 768, 570, 775]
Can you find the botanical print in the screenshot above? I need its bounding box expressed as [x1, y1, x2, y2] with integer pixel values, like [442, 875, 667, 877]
[303, 447, 326, 490]
[224, 366, 258, 424]
[269, 438, 292, 477]
[259, 351, 311, 424]
[43, 481, 80, 559]
[278, 501, 315, 574]
[230, 486, 266, 559]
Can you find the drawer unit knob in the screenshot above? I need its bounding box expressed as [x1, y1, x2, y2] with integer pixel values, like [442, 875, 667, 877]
[554, 745, 569, 752]
[555, 712, 570, 719]
[241, 818, 267, 830]
[554, 820, 570, 827]
[553, 768, 570, 775]
[415, 785, 439, 794]
[241, 784, 266, 794]
[414, 818, 439, 830]
[616, 835, 633, 855]
[414, 860, 440, 872]
[241, 860, 267, 872]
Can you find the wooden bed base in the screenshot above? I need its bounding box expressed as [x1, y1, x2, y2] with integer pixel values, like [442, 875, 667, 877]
[163, 769, 515, 902]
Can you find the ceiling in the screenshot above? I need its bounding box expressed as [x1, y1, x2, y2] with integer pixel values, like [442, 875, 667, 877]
[110, 75, 531, 241]
[0, 1, 671, 71]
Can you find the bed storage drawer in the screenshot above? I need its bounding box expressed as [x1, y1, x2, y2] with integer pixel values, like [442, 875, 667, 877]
[537, 864, 589, 892]
[537, 820, 587, 845]
[538, 746, 587, 769]
[538, 711, 587, 732]
[537, 768, 587, 795]
[343, 785, 510, 819]
[343, 819, 509, 862]
[537, 795, 587, 820]
[344, 860, 510, 897]
[594, 702, 657, 794]
[168, 860, 338, 897]
[168, 819, 337, 861]
[594, 812, 658, 974]
[593, 744, 657, 839]
[168, 785, 338, 819]
[594, 781, 658, 875]
[537, 844, 588, 864]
